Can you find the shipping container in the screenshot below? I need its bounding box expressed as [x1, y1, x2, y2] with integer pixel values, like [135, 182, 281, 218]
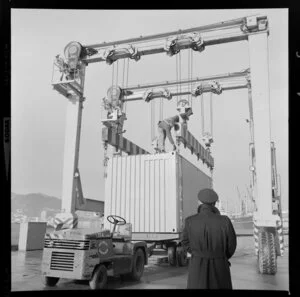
[104, 151, 212, 241]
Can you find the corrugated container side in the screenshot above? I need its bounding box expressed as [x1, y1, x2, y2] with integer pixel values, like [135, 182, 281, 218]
[104, 152, 178, 233]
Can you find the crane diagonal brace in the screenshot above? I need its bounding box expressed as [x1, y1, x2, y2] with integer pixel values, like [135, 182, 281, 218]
[102, 125, 149, 155]
[176, 124, 214, 169]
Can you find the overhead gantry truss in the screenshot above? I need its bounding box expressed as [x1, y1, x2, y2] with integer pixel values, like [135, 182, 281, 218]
[81, 15, 268, 65]
[120, 69, 250, 102]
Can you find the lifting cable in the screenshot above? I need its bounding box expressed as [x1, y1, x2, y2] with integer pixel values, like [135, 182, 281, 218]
[159, 97, 163, 121]
[179, 51, 182, 102]
[201, 92, 205, 136]
[125, 58, 130, 113]
[116, 60, 119, 88]
[188, 49, 191, 105]
[190, 49, 193, 108]
[151, 99, 155, 141]
[176, 54, 179, 104]
[111, 63, 115, 88]
[210, 91, 213, 138]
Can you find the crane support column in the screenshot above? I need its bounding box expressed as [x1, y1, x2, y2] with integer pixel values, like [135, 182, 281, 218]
[61, 95, 84, 214]
[248, 32, 280, 275]
[248, 32, 277, 225]
[52, 63, 87, 230]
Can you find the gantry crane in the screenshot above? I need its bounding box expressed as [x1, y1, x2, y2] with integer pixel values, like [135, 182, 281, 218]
[50, 15, 283, 275]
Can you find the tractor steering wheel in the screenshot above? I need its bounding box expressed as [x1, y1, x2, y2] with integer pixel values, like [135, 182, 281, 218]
[107, 215, 126, 226]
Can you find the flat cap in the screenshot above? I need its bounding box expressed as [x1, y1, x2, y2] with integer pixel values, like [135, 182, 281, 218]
[198, 188, 219, 204]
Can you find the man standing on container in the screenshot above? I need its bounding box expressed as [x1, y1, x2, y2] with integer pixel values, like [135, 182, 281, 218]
[181, 188, 237, 289]
[157, 103, 193, 153]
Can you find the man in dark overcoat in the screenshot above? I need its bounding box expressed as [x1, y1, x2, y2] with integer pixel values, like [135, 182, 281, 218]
[181, 188, 237, 289]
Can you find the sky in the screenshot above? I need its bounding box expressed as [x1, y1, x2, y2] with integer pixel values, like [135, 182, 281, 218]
[11, 9, 288, 212]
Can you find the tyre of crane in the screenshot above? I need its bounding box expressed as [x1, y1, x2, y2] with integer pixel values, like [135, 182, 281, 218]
[128, 248, 145, 281]
[176, 246, 188, 267]
[258, 231, 277, 275]
[42, 276, 59, 287]
[167, 245, 177, 266]
[89, 264, 108, 290]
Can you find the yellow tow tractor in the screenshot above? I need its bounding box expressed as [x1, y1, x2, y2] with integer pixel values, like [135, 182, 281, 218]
[41, 215, 148, 289]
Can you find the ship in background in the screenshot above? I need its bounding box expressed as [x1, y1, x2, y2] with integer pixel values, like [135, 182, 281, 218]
[217, 186, 255, 233]
[217, 186, 288, 234]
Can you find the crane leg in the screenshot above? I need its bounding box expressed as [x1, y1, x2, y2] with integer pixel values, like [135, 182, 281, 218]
[248, 32, 280, 274]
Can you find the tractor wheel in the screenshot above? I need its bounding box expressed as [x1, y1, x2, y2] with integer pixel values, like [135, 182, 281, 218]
[167, 245, 177, 266]
[89, 264, 108, 290]
[258, 231, 277, 275]
[42, 276, 59, 287]
[128, 248, 145, 281]
[176, 246, 188, 267]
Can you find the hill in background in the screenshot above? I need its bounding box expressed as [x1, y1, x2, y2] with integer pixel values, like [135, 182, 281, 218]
[11, 192, 61, 218]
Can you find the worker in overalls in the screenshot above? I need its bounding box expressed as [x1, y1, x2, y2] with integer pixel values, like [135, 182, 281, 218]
[157, 103, 193, 153]
[182, 188, 237, 289]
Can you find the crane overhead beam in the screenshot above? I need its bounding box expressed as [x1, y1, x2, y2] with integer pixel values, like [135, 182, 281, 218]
[123, 81, 248, 102]
[84, 15, 265, 49]
[82, 15, 268, 64]
[123, 69, 250, 91]
[83, 32, 259, 64]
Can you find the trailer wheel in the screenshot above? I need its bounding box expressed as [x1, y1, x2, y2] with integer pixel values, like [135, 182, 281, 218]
[176, 246, 188, 267]
[128, 248, 145, 281]
[258, 231, 277, 275]
[89, 264, 108, 290]
[42, 276, 59, 287]
[167, 245, 177, 266]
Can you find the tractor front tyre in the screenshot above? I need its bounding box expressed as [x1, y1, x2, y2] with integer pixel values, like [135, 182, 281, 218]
[89, 264, 108, 290]
[258, 231, 277, 275]
[129, 248, 145, 281]
[167, 245, 177, 266]
[42, 276, 59, 287]
[176, 246, 188, 267]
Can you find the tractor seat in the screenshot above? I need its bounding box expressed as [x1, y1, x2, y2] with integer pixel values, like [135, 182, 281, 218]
[112, 223, 132, 242]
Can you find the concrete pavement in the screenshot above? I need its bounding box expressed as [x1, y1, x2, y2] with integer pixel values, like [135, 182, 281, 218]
[11, 236, 289, 291]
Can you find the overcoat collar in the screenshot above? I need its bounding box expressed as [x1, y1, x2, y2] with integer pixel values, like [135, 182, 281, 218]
[198, 203, 220, 215]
